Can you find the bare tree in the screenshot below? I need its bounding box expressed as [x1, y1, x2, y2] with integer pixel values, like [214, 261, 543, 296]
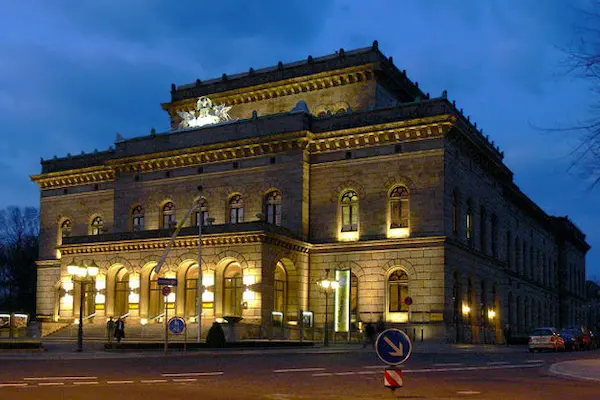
[563, 1, 600, 186]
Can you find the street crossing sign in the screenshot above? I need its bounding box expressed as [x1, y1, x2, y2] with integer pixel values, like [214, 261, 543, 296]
[168, 317, 186, 335]
[375, 328, 412, 365]
[157, 278, 177, 286]
[384, 368, 403, 389]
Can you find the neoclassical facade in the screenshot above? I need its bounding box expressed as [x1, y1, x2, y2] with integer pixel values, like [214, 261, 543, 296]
[32, 42, 590, 342]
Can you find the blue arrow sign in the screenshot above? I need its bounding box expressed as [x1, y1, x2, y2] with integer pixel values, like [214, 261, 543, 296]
[168, 317, 186, 335]
[375, 328, 412, 365]
[158, 278, 178, 286]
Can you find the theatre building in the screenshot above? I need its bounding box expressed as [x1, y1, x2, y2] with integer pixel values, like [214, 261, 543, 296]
[32, 41, 590, 342]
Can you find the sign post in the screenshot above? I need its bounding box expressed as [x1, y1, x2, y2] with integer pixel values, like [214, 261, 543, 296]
[375, 328, 412, 392]
[162, 286, 171, 354]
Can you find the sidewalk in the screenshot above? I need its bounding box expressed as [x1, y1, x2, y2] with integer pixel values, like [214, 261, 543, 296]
[549, 359, 600, 382]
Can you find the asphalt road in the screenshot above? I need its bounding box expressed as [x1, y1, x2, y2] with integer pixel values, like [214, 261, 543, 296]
[0, 347, 598, 399]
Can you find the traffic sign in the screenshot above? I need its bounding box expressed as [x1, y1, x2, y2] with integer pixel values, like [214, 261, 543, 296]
[158, 278, 177, 286]
[375, 328, 412, 365]
[168, 316, 186, 335]
[162, 286, 171, 296]
[384, 368, 403, 389]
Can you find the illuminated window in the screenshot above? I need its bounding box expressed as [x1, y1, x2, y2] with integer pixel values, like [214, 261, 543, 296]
[114, 267, 129, 317]
[265, 191, 282, 226]
[223, 264, 243, 316]
[274, 263, 286, 313]
[90, 216, 103, 235]
[185, 266, 199, 317]
[132, 205, 144, 231]
[149, 269, 164, 318]
[194, 198, 209, 227]
[350, 272, 358, 330]
[389, 186, 409, 229]
[229, 195, 244, 224]
[388, 270, 409, 312]
[161, 202, 176, 229]
[452, 189, 460, 235]
[341, 191, 359, 232]
[60, 219, 72, 238]
[465, 200, 473, 244]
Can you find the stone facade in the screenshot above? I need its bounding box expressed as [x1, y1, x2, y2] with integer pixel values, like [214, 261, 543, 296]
[31, 42, 590, 342]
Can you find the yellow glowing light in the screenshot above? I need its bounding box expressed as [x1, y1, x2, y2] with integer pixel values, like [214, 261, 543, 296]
[165, 271, 176, 279]
[242, 289, 255, 301]
[87, 265, 99, 277]
[203, 272, 215, 287]
[166, 292, 176, 303]
[63, 280, 74, 292]
[488, 310, 496, 319]
[338, 231, 359, 242]
[140, 318, 148, 326]
[242, 275, 256, 286]
[462, 305, 471, 314]
[129, 273, 140, 289]
[95, 294, 106, 304]
[95, 276, 106, 291]
[387, 227, 410, 239]
[128, 293, 140, 304]
[67, 265, 79, 276]
[202, 290, 214, 302]
[320, 280, 331, 289]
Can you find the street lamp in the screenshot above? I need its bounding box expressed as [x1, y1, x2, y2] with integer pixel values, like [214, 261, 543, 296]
[196, 185, 216, 343]
[318, 269, 339, 346]
[67, 259, 98, 352]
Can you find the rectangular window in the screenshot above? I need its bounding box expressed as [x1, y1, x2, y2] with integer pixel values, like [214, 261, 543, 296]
[491, 215, 498, 257]
[466, 213, 473, 242]
[480, 207, 486, 252]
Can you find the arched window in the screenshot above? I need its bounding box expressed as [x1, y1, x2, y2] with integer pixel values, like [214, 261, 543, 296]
[223, 263, 243, 316]
[161, 202, 176, 229]
[194, 198, 209, 227]
[465, 199, 473, 244]
[90, 216, 103, 235]
[132, 205, 144, 231]
[341, 191, 358, 232]
[229, 195, 244, 224]
[452, 189, 460, 235]
[114, 267, 129, 317]
[149, 269, 165, 318]
[389, 186, 409, 229]
[265, 190, 282, 225]
[388, 270, 409, 312]
[350, 272, 359, 330]
[274, 263, 286, 313]
[60, 219, 72, 238]
[184, 265, 199, 317]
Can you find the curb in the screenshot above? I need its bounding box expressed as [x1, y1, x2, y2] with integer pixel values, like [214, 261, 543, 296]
[549, 361, 600, 383]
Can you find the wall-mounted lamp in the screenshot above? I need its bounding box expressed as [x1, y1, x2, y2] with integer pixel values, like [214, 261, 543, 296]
[462, 304, 471, 315]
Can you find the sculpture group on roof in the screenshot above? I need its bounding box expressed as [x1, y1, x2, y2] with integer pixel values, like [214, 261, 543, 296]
[176, 96, 232, 129]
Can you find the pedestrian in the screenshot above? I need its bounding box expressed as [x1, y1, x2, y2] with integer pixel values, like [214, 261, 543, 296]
[363, 322, 376, 348]
[114, 317, 125, 343]
[503, 323, 512, 346]
[376, 316, 385, 334]
[106, 316, 115, 344]
[207, 322, 226, 348]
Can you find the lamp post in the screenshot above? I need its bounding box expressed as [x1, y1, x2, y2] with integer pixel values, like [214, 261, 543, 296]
[318, 269, 339, 346]
[197, 185, 203, 343]
[67, 259, 99, 352]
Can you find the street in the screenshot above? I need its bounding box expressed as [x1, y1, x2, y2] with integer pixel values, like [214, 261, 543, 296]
[0, 346, 598, 399]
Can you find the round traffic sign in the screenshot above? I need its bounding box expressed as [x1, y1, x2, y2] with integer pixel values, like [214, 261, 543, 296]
[168, 316, 186, 335]
[375, 328, 412, 365]
[162, 286, 171, 296]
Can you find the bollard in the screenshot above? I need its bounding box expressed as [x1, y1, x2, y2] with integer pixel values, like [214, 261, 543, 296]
[412, 328, 416, 342]
[421, 328, 424, 342]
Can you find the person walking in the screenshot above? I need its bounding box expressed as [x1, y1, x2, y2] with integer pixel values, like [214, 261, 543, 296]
[376, 316, 386, 334]
[363, 322, 376, 348]
[106, 316, 115, 344]
[503, 324, 512, 346]
[114, 317, 125, 343]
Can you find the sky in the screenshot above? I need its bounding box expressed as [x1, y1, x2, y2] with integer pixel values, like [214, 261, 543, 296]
[0, 0, 599, 277]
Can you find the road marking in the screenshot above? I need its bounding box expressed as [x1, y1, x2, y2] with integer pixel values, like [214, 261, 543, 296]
[457, 390, 481, 395]
[24, 376, 98, 381]
[107, 380, 134, 384]
[526, 360, 544, 363]
[312, 373, 333, 377]
[363, 365, 388, 369]
[38, 382, 65, 386]
[487, 362, 509, 365]
[433, 363, 464, 367]
[173, 378, 198, 382]
[274, 368, 326, 373]
[334, 372, 355, 376]
[0, 383, 28, 388]
[312, 363, 544, 377]
[162, 372, 224, 377]
[357, 371, 378, 375]
[141, 379, 168, 384]
[73, 381, 99, 385]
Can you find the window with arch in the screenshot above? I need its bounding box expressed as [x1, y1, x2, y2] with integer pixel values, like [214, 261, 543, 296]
[60, 219, 72, 238]
[161, 202, 176, 229]
[388, 270, 409, 312]
[265, 190, 282, 226]
[149, 269, 165, 318]
[389, 186, 409, 229]
[223, 263, 243, 316]
[90, 216, 103, 235]
[132, 205, 144, 231]
[229, 195, 244, 224]
[465, 200, 473, 244]
[184, 265, 199, 317]
[274, 263, 286, 313]
[341, 191, 359, 232]
[452, 189, 460, 235]
[480, 206, 487, 252]
[114, 267, 129, 317]
[194, 198, 209, 227]
[350, 272, 359, 330]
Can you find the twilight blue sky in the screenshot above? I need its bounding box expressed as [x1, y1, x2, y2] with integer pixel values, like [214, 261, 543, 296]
[1, 1, 599, 277]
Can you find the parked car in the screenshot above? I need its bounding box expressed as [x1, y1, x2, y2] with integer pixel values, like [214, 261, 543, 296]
[565, 327, 593, 350]
[560, 328, 584, 351]
[528, 327, 565, 352]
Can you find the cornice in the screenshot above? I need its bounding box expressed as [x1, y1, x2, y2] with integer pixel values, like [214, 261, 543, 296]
[310, 236, 447, 254]
[31, 166, 115, 190]
[60, 231, 311, 256]
[163, 65, 377, 119]
[35, 259, 61, 268]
